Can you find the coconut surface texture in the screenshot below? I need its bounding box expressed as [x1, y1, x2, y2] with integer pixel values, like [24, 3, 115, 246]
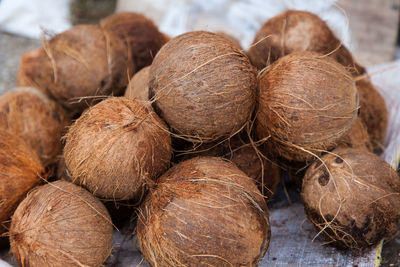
[124, 65, 151, 101]
[149, 31, 257, 142]
[64, 97, 171, 200]
[247, 10, 364, 76]
[356, 79, 388, 153]
[137, 157, 270, 267]
[302, 148, 400, 249]
[256, 51, 358, 162]
[0, 130, 44, 235]
[100, 12, 168, 71]
[17, 24, 135, 115]
[336, 117, 373, 152]
[0, 87, 69, 167]
[10, 180, 113, 267]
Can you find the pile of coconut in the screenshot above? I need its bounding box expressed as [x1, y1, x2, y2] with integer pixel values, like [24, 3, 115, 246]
[0, 9, 397, 267]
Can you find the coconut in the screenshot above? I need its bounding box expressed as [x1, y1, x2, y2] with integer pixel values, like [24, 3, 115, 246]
[247, 10, 364, 76]
[256, 51, 358, 162]
[10, 180, 113, 266]
[149, 31, 257, 142]
[137, 157, 270, 266]
[64, 97, 171, 200]
[302, 148, 400, 249]
[336, 117, 373, 152]
[216, 32, 243, 50]
[0, 87, 70, 167]
[124, 65, 151, 102]
[100, 12, 168, 71]
[17, 24, 135, 115]
[0, 130, 44, 235]
[356, 79, 388, 153]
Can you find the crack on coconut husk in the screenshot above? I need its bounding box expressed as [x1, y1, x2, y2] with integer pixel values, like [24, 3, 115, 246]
[137, 157, 270, 267]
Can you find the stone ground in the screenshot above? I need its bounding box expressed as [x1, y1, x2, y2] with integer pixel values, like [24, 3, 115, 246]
[1, 30, 400, 266]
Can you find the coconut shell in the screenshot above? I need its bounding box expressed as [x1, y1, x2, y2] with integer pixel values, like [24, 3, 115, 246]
[149, 31, 257, 142]
[10, 180, 113, 267]
[336, 117, 373, 152]
[17, 24, 135, 115]
[247, 10, 364, 76]
[256, 51, 358, 162]
[100, 12, 167, 71]
[64, 97, 172, 200]
[216, 32, 243, 50]
[302, 148, 400, 249]
[124, 65, 151, 102]
[137, 157, 270, 266]
[356, 79, 388, 153]
[0, 130, 44, 235]
[0, 87, 70, 167]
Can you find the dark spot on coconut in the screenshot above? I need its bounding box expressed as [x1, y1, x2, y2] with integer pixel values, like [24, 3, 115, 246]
[357, 108, 361, 116]
[318, 170, 329, 186]
[100, 79, 107, 87]
[335, 157, 343, 164]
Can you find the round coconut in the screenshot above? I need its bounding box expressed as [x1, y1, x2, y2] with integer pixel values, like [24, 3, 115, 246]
[302, 148, 400, 249]
[0, 130, 44, 235]
[216, 32, 243, 50]
[137, 157, 270, 266]
[10, 180, 113, 267]
[64, 97, 171, 200]
[336, 117, 373, 152]
[149, 31, 257, 142]
[0, 87, 70, 167]
[356, 79, 388, 153]
[256, 51, 358, 162]
[124, 65, 151, 102]
[100, 12, 168, 71]
[247, 10, 364, 76]
[17, 24, 135, 115]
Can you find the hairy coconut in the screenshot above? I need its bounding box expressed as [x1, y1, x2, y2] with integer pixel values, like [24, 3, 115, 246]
[302, 148, 400, 249]
[336, 117, 373, 152]
[137, 157, 270, 266]
[248, 10, 364, 76]
[17, 24, 135, 115]
[216, 32, 243, 50]
[0, 130, 44, 235]
[10, 180, 113, 266]
[149, 31, 257, 142]
[100, 12, 167, 71]
[0, 87, 70, 167]
[64, 97, 171, 200]
[124, 65, 151, 102]
[256, 51, 358, 162]
[356, 79, 388, 153]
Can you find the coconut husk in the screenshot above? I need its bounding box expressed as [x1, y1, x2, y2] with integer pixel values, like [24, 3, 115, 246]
[256, 51, 358, 162]
[137, 157, 270, 266]
[64, 97, 172, 201]
[10, 180, 113, 267]
[302, 148, 400, 249]
[0, 87, 70, 167]
[149, 31, 257, 142]
[336, 117, 373, 152]
[124, 65, 151, 102]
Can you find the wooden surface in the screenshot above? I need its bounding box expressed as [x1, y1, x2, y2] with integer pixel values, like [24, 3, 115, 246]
[338, 0, 400, 66]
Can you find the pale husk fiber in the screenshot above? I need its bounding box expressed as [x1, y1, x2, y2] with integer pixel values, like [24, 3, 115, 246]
[137, 157, 270, 267]
[64, 97, 172, 200]
[10, 180, 113, 267]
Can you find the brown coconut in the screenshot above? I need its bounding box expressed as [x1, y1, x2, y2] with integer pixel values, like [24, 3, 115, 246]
[17, 24, 135, 115]
[137, 157, 270, 266]
[256, 51, 358, 162]
[10, 180, 113, 266]
[100, 12, 168, 71]
[302, 148, 400, 249]
[216, 32, 243, 50]
[0, 130, 44, 235]
[149, 31, 257, 142]
[247, 10, 365, 76]
[124, 65, 151, 101]
[336, 117, 373, 152]
[356, 79, 388, 153]
[64, 97, 171, 200]
[0, 87, 70, 167]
